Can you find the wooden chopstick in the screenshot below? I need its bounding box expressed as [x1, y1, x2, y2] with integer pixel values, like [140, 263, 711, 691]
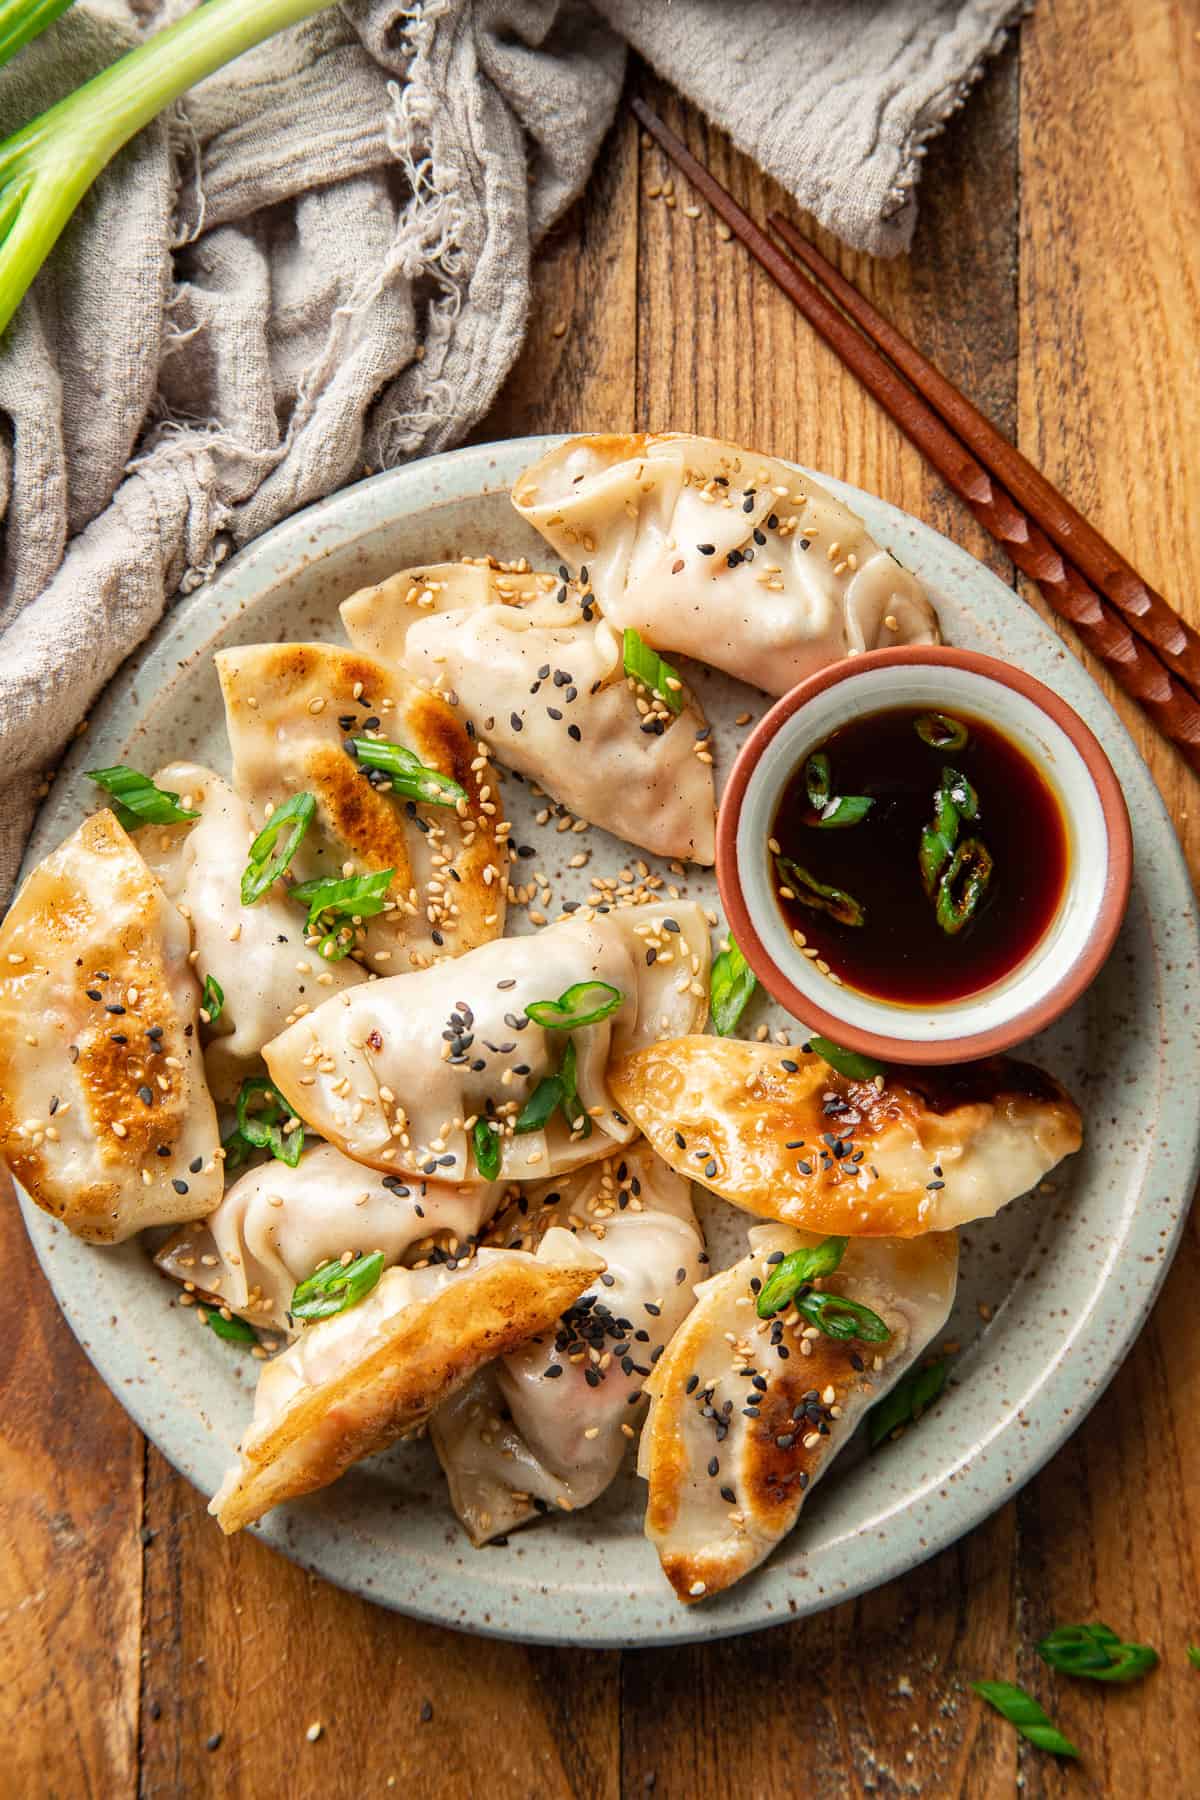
[631, 96, 1200, 775]
[768, 211, 1200, 696]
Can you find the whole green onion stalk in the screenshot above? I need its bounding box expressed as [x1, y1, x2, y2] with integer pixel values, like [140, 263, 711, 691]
[0, 0, 335, 337]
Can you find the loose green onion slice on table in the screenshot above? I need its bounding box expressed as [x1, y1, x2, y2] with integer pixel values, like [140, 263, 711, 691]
[869, 1357, 948, 1448]
[526, 980, 623, 1030]
[559, 1038, 591, 1137]
[472, 1116, 501, 1179]
[200, 974, 224, 1024]
[970, 1682, 1079, 1758]
[710, 938, 757, 1036]
[935, 838, 994, 935]
[291, 1251, 384, 1323]
[352, 737, 466, 808]
[1036, 1623, 1159, 1683]
[1187, 1645, 1200, 1670]
[796, 1290, 890, 1343]
[291, 867, 394, 959]
[774, 855, 865, 927]
[756, 1236, 848, 1318]
[240, 792, 315, 904]
[232, 1075, 305, 1168]
[199, 1306, 257, 1345]
[514, 1074, 564, 1133]
[807, 1037, 885, 1081]
[622, 629, 684, 713]
[87, 765, 198, 833]
[915, 711, 969, 751]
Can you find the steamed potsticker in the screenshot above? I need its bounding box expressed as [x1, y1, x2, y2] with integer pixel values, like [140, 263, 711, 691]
[0, 811, 221, 1241]
[263, 902, 711, 1183]
[640, 1226, 958, 1602]
[341, 560, 716, 863]
[431, 1142, 705, 1542]
[610, 1037, 1081, 1236]
[512, 433, 939, 694]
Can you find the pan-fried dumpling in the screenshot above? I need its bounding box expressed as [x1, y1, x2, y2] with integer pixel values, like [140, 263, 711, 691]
[156, 1141, 506, 1333]
[512, 433, 939, 695]
[431, 1141, 705, 1542]
[640, 1225, 958, 1602]
[216, 642, 505, 971]
[610, 1038, 1081, 1237]
[341, 560, 716, 864]
[0, 811, 221, 1242]
[210, 1228, 603, 1533]
[136, 764, 365, 1097]
[263, 902, 712, 1182]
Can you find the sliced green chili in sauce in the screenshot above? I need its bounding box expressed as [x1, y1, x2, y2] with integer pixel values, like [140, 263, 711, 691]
[291, 1251, 385, 1323]
[774, 854, 865, 928]
[240, 791, 315, 904]
[915, 711, 969, 752]
[919, 764, 992, 933]
[802, 751, 873, 828]
[87, 765, 199, 833]
[352, 737, 466, 808]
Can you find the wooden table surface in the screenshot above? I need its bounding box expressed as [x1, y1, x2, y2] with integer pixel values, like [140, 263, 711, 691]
[4, 4, 1199, 1795]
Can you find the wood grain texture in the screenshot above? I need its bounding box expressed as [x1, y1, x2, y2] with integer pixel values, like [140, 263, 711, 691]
[4, 7, 1200, 1796]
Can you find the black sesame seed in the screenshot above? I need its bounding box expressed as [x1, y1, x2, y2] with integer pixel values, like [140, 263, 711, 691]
[544, 1364, 563, 1378]
[138, 1085, 154, 1106]
[686, 1374, 699, 1394]
[697, 543, 715, 556]
[172, 1178, 189, 1195]
[707, 1456, 719, 1477]
[567, 724, 582, 742]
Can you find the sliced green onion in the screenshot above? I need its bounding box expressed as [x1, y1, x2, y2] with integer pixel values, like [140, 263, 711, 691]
[1036, 1624, 1159, 1684]
[797, 1290, 890, 1343]
[352, 737, 466, 808]
[869, 1357, 948, 1448]
[915, 712, 969, 751]
[970, 1682, 1079, 1759]
[472, 1116, 501, 1180]
[514, 1075, 564, 1134]
[221, 1127, 251, 1174]
[240, 792, 315, 904]
[622, 628, 684, 713]
[710, 939, 757, 1037]
[199, 1307, 257, 1345]
[0, 1, 74, 74]
[775, 855, 864, 928]
[1188, 1646, 1200, 1670]
[87, 765, 198, 834]
[944, 767, 979, 819]
[804, 752, 831, 813]
[291, 867, 394, 959]
[808, 1037, 885, 1081]
[919, 783, 961, 897]
[291, 1251, 384, 1324]
[816, 794, 874, 828]
[200, 974, 224, 1025]
[526, 980, 624, 1031]
[756, 1236, 847, 1318]
[233, 1076, 305, 1167]
[559, 1038, 591, 1138]
[935, 837, 993, 935]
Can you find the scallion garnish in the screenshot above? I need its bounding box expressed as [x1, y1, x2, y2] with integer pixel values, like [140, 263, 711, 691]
[935, 838, 993, 936]
[290, 867, 394, 960]
[199, 1307, 257, 1345]
[805, 752, 832, 813]
[796, 1290, 890, 1343]
[801, 751, 873, 828]
[240, 792, 315, 904]
[710, 938, 757, 1036]
[525, 980, 624, 1030]
[472, 1116, 501, 1180]
[622, 628, 684, 713]
[970, 1682, 1079, 1758]
[756, 1236, 847, 1318]
[919, 767, 991, 933]
[352, 737, 466, 808]
[513, 1074, 565, 1133]
[1187, 1645, 1200, 1670]
[231, 1076, 306, 1168]
[807, 1036, 885, 1081]
[200, 974, 224, 1024]
[915, 712, 969, 751]
[774, 855, 865, 927]
[291, 1251, 384, 1324]
[869, 1357, 947, 1448]
[87, 765, 199, 834]
[1036, 1624, 1159, 1684]
[817, 794, 874, 828]
[559, 1038, 591, 1138]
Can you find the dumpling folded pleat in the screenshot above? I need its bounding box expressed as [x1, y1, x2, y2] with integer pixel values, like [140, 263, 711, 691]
[263, 902, 712, 1183]
[216, 642, 505, 971]
[156, 1141, 506, 1334]
[431, 1141, 705, 1543]
[0, 811, 221, 1242]
[640, 1226, 958, 1602]
[136, 763, 364, 1097]
[610, 1037, 1081, 1236]
[210, 1229, 603, 1533]
[340, 559, 716, 864]
[512, 433, 939, 695]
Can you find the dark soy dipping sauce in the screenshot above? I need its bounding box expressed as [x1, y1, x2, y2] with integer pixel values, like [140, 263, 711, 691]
[771, 705, 1069, 1005]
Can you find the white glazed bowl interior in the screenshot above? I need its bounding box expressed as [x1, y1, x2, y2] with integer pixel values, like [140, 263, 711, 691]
[736, 662, 1108, 1046]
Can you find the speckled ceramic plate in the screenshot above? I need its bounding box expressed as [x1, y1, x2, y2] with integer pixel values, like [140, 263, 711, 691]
[14, 438, 1200, 1647]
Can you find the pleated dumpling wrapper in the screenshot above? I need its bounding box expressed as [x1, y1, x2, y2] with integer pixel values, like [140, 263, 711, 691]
[610, 1038, 1081, 1237]
[340, 559, 716, 864]
[431, 1141, 706, 1543]
[157, 1141, 506, 1335]
[263, 901, 712, 1183]
[0, 811, 221, 1242]
[216, 641, 505, 972]
[136, 763, 365, 1098]
[512, 433, 939, 695]
[210, 1228, 603, 1533]
[640, 1225, 958, 1602]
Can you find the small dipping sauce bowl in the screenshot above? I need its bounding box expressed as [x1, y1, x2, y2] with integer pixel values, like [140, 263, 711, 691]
[716, 646, 1133, 1064]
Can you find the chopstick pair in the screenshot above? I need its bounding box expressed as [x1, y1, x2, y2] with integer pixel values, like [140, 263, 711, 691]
[631, 98, 1200, 776]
